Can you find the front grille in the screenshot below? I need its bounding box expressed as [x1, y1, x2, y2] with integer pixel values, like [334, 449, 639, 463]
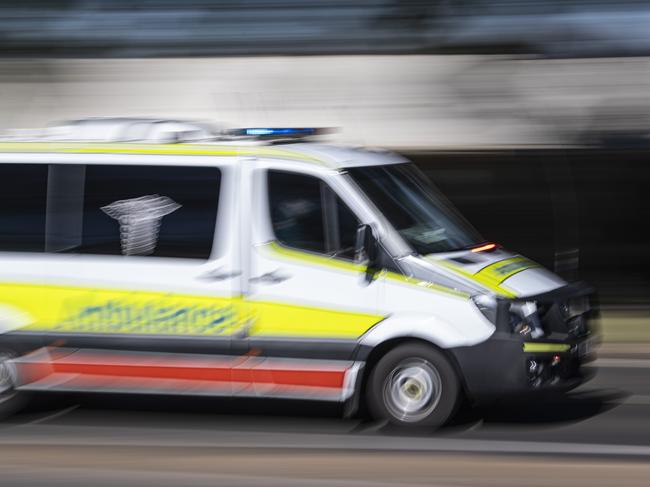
[539, 300, 592, 338]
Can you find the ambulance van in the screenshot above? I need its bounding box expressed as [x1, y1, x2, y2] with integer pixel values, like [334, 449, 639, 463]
[0, 121, 596, 427]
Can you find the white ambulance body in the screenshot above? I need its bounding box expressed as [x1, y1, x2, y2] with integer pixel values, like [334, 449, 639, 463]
[0, 122, 596, 427]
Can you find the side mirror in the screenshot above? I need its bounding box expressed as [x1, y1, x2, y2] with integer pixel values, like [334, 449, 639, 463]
[354, 224, 380, 283]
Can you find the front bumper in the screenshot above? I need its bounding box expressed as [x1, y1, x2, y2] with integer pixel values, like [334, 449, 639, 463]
[449, 332, 596, 401]
[451, 281, 599, 401]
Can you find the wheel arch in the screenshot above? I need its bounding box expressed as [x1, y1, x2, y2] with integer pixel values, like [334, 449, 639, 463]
[352, 336, 470, 417]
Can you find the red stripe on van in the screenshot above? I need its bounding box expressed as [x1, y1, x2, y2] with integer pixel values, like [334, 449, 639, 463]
[36, 350, 348, 390]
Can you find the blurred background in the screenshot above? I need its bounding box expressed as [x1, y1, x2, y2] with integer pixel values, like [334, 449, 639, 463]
[1, 1, 650, 486]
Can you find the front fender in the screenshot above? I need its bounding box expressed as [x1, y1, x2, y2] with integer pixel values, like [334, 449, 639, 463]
[358, 311, 495, 350]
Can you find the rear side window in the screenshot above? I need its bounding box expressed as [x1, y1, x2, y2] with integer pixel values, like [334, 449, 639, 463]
[78, 165, 221, 259]
[0, 164, 48, 252]
[268, 170, 360, 259]
[0, 163, 221, 260]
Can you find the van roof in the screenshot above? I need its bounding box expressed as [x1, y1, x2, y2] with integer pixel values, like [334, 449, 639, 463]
[0, 141, 407, 170]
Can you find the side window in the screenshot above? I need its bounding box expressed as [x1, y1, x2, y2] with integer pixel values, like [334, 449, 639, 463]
[0, 164, 48, 252]
[0, 163, 221, 259]
[79, 165, 221, 259]
[268, 170, 360, 259]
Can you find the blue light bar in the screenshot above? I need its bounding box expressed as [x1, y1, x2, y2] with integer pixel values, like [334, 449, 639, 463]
[232, 127, 319, 137]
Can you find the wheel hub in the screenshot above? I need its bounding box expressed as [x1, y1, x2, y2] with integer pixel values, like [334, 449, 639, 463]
[402, 378, 424, 400]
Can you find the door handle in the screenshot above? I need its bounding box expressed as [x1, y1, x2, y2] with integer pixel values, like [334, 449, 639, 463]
[249, 269, 292, 285]
[197, 268, 242, 282]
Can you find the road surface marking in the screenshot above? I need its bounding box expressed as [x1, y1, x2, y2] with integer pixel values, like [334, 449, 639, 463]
[2, 424, 650, 457]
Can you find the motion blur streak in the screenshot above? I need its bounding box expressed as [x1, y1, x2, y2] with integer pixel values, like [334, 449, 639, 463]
[3, 55, 650, 149]
[1, 447, 650, 487]
[2, 1, 650, 58]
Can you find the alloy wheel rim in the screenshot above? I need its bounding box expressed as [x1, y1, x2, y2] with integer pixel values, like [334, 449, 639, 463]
[382, 359, 442, 423]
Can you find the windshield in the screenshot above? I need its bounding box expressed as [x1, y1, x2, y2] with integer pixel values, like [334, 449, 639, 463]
[347, 163, 484, 254]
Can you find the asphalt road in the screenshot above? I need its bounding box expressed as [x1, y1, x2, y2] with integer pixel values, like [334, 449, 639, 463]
[1, 360, 649, 486]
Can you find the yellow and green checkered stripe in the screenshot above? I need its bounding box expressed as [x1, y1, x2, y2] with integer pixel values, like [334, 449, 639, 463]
[435, 256, 540, 298]
[264, 241, 468, 299]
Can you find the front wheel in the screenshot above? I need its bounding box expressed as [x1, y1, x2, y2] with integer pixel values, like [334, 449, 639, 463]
[366, 343, 461, 428]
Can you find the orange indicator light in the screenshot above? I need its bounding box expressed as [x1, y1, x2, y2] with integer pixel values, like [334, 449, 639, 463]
[471, 243, 497, 253]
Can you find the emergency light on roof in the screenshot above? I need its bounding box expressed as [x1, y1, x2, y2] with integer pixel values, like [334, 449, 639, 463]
[228, 127, 325, 138]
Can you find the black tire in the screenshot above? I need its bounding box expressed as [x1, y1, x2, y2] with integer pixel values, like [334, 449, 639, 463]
[0, 350, 28, 419]
[366, 343, 461, 428]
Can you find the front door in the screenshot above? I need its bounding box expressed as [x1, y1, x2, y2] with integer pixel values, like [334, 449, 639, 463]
[243, 167, 383, 400]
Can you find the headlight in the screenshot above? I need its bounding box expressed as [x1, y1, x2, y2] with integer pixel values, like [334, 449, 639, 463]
[510, 301, 545, 338]
[471, 294, 498, 325]
[472, 295, 545, 338]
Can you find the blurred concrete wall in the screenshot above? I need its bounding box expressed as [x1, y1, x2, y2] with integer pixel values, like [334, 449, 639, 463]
[1, 55, 649, 148]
